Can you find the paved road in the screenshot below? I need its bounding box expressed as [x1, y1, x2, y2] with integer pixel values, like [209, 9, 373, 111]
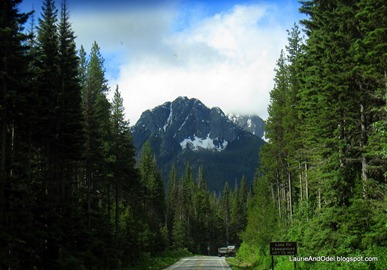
[163, 256, 231, 270]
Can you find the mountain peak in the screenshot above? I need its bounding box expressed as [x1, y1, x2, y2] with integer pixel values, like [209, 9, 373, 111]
[228, 113, 265, 138]
[132, 97, 265, 191]
[134, 97, 238, 152]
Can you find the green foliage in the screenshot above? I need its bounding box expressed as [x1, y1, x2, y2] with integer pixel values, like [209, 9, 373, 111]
[241, 176, 278, 258]
[0, 0, 32, 267]
[3, 0, 386, 269]
[2, 0, 248, 268]
[138, 141, 166, 253]
[1, 1, 156, 268]
[230, 242, 261, 268]
[239, 1, 387, 269]
[165, 163, 248, 255]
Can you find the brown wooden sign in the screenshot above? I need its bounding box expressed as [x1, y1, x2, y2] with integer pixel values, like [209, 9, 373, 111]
[270, 242, 297, 256]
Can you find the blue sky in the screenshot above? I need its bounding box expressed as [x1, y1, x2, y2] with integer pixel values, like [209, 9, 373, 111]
[19, 0, 305, 124]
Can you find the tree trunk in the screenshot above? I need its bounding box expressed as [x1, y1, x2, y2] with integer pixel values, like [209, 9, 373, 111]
[0, 56, 8, 224]
[115, 180, 119, 241]
[288, 167, 293, 221]
[360, 102, 368, 199]
[305, 162, 309, 200]
[299, 162, 303, 202]
[282, 182, 286, 222]
[271, 184, 276, 205]
[276, 171, 281, 219]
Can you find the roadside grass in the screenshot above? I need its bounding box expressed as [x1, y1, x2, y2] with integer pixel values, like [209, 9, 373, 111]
[227, 257, 255, 269]
[122, 249, 192, 270]
[226, 243, 260, 270]
[226, 243, 277, 270]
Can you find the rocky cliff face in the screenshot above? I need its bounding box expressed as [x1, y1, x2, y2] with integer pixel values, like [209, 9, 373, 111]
[228, 114, 265, 138]
[132, 97, 265, 191]
[133, 97, 240, 151]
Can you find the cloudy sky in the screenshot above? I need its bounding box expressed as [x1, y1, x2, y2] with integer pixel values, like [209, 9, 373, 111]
[20, 0, 305, 124]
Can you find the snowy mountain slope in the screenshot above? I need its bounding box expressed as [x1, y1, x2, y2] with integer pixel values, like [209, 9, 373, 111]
[227, 113, 265, 138]
[131, 97, 265, 191]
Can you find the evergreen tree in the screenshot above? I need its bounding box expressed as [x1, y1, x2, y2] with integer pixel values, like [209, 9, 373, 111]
[182, 163, 199, 251]
[55, 1, 85, 266]
[222, 182, 231, 245]
[171, 178, 188, 249]
[81, 41, 111, 228]
[79, 41, 115, 268]
[239, 2, 386, 269]
[166, 164, 178, 247]
[263, 49, 292, 223]
[35, 0, 60, 147]
[164, 163, 248, 255]
[138, 141, 165, 253]
[229, 176, 248, 246]
[109, 85, 141, 264]
[192, 166, 211, 253]
[241, 176, 277, 257]
[0, 0, 33, 268]
[238, 176, 248, 228]
[58, 0, 83, 162]
[353, 0, 387, 197]
[34, 1, 64, 267]
[109, 86, 137, 238]
[78, 45, 88, 89]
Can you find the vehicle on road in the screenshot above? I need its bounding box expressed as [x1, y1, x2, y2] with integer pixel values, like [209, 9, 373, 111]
[227, 245, 236, 257]
[218, 247, 228, 257]
[218, 245, 236, 257]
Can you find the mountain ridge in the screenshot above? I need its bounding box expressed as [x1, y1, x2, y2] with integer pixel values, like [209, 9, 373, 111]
[132, 96, 265, 191]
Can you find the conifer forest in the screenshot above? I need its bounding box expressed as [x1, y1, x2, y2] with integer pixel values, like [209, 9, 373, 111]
[1, 0, 386, 269]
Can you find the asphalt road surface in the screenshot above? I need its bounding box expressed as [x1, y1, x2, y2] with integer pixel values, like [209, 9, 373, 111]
[163, 256, 231, 270]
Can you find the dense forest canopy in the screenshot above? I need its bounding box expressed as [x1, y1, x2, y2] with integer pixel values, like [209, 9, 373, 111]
[0, 1, 248, 269]
[1, 0, 386, 270]
[240, 0, 386, 269]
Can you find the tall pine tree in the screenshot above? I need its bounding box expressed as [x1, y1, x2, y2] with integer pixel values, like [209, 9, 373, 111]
[138, 141, 165, 253]
[0, 0, 33, 268]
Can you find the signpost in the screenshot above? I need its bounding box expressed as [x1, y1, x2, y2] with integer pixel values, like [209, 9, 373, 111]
[270, 242, 297, 270]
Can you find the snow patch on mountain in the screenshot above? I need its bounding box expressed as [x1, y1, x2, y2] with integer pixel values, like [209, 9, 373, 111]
[163, 103, 173, 131]
[180, 134, 228, 152]
[227, 113, 265, 138]
[247, 118, 252, 128]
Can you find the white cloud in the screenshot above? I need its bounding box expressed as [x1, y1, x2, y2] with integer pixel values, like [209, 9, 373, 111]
[72, 7, 177, 56]
[73, 3, 291, 124]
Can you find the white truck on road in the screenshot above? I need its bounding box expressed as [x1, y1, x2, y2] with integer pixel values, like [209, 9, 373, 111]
[218, 245, 236, 257]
